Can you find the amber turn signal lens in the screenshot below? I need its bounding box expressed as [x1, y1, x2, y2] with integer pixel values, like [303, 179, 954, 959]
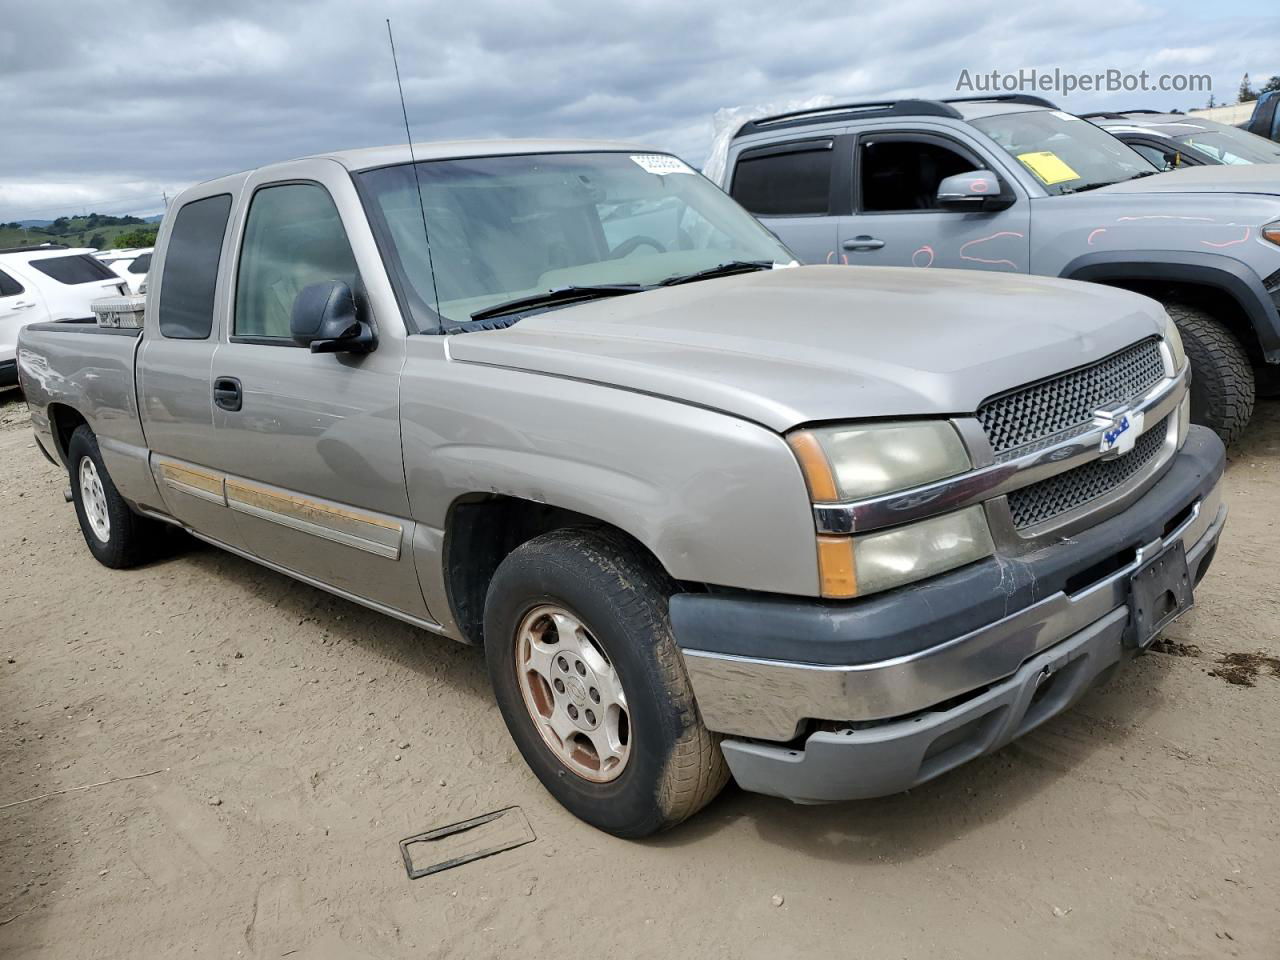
[1264, 224, 1280, 247]
[787, 431, 839, 503]
[817, 536, 857, 598]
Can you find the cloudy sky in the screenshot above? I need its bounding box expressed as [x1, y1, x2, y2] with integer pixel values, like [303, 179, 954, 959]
[0, 0, 1274, 220]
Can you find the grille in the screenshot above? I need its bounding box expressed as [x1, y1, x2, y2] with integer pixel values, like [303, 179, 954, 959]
[1006, 416, 1169, 529]
[978, 339, 1165, 458]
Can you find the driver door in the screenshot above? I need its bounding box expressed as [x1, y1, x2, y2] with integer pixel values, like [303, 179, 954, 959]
[837, 130, 1030, 272]
[206, 159, 431, 622]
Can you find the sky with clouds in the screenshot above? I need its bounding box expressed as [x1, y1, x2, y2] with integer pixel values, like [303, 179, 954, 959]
[0, 0, 1274, 220]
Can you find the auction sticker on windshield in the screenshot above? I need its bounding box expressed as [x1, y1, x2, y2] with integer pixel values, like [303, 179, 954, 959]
[631, 154, 695, 176]
[1017, 150, 1080, 185]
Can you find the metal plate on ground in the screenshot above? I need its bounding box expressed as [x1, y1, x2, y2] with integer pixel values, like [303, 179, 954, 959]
[399, 806, 536, 879]
[1129, 540, 1193, 648]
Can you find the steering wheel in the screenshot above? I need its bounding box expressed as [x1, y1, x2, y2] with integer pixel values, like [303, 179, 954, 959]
[609, 235, 666, 259]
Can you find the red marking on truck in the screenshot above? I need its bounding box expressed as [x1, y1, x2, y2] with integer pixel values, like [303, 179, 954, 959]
[958, 231, 1024, 269]
[1201, 226, 1251, 249]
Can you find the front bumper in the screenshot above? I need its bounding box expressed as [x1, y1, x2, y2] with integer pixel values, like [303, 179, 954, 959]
[673, 425, 1226, 803]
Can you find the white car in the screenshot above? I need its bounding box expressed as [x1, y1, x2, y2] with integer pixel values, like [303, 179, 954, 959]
[0, 245, 128, 389]
[93, 247, 154, 294]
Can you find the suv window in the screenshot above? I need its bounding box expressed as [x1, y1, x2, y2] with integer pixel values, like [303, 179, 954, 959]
[0, 267, 23, 297]
[730, 140, 833, 216]
[157, 194, 233, 340]
[1129, 143, 1178, 171]
[235, 183, 359, 340]
[859, 136, 978, 212]
[28, 254, 117, 285]
[127, 253, 152, 274]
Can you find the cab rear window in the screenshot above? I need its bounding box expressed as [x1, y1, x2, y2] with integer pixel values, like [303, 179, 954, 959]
[28, 254, 118, 285]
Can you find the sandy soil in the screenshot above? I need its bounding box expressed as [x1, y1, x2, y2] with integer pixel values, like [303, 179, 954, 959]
[1, 388, 1278, 960]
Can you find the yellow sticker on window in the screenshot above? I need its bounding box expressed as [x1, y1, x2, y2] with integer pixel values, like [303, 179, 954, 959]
[1017, 151, 1081, 185]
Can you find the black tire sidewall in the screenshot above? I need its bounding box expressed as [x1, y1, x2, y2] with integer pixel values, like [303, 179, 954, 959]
[68, 426, 135, 568]
[484, 535, 688, 837]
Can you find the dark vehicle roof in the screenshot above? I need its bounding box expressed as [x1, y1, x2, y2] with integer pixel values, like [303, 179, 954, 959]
[733, 95, 1058, 138]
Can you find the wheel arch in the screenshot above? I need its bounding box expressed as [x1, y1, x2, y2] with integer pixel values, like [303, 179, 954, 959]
[1060, 251, 1280, 364]
[441, 493, 675, 647]
[46, 402, 89, 468]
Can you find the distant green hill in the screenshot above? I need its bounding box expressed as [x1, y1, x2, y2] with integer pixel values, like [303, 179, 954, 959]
[0, 213, 159, 251]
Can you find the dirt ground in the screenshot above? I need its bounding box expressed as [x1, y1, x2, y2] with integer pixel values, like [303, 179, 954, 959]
[1, 388, 1278, 960]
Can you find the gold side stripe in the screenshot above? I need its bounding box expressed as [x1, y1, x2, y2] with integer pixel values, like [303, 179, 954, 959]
[159, 463, 225, 499]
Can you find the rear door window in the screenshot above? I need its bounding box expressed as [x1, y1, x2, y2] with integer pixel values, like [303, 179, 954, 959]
[234, 183, 360, 341]
[0, 268, 24, 297]
[127, 253, 152, 274]
[157, 194, 233, 340]
[28, 254, 118, 285]
[730, 139, 835, 216]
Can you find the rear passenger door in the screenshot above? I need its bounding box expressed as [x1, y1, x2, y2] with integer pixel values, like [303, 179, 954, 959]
[207, 159, 428, 621]
[838, 129, 1031, 272]
[727, 137, 841, 264]
[138, 187, 247, 547]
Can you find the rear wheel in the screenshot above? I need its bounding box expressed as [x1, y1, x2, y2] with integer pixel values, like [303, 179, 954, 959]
[1164, 302, 1254, 445]
[484, 528, 728, 837]
[68, 425, 165, 568]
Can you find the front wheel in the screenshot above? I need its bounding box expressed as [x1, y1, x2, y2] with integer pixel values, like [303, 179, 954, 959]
[484, 528, 728, 837]
[68, 425, 164, 568]
[1164, 302, 1254, 445]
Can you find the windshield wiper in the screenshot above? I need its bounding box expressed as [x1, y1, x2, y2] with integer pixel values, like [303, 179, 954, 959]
[470, 284, 644, 322]
[1062, 170, 1161, 195]
[658, 260, 775, 287]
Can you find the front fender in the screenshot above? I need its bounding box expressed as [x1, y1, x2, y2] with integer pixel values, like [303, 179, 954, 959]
[1059, 250, 1280, 360]
[399, 355, 820, 599]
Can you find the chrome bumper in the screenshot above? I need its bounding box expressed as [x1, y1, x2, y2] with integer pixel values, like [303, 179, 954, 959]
[682, 482, 1225, 743]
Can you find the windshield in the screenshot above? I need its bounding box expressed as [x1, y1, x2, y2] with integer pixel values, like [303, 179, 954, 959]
[971, 110, 1157, 196]
[357, 152, 793, 327]
[1173, 123, 1280, 165]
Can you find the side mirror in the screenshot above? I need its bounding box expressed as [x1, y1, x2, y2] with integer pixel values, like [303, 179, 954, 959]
[290, 281, 376, 354]
[936, 171, 1014, 212]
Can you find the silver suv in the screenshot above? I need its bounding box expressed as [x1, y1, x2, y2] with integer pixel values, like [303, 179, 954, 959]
[717, 94, 1280, 443]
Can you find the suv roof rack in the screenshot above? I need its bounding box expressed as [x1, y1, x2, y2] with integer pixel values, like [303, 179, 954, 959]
[942, 94, 1060, 109]
[0, 243, 71, 254]
[1082, 109, 1179, 119]
[734, 94, 1058, 139]
[735, 99, 964, 138]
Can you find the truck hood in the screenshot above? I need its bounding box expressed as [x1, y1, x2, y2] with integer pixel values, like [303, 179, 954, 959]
[1097, 165, 1280, 196]
[448, 266, 1166, 432]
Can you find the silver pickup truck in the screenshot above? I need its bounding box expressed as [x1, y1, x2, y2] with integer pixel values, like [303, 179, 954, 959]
[16, 140, 1227, 837]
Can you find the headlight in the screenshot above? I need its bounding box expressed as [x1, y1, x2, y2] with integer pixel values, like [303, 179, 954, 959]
[814, 507, 995, 598]
[1160, 312, 1187, 373]
[789, 420, 993, 598]
[1263, 221, 1280, 247]
[788, 421, 971, 503]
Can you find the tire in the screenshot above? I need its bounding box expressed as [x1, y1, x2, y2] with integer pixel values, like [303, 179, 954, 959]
[1164, 303, 1254, 445]
[67, 425, 164, 568]
[484, 527, 729, 837]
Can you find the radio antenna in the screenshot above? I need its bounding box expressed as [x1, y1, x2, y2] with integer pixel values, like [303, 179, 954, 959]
[386, 18, 442, 328]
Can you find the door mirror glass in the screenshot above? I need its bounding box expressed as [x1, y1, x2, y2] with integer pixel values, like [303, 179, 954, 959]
[936, 171, 1008, 209]
[290, 281, 376, 354]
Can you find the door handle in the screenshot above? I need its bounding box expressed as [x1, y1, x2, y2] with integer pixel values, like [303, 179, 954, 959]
[8, 300, 33, 310]
[842, 236, 885, 251]
[213, 377, 243, 412]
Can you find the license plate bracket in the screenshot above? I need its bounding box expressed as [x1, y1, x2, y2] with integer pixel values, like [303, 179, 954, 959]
[1128, 540, 1194, 649]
